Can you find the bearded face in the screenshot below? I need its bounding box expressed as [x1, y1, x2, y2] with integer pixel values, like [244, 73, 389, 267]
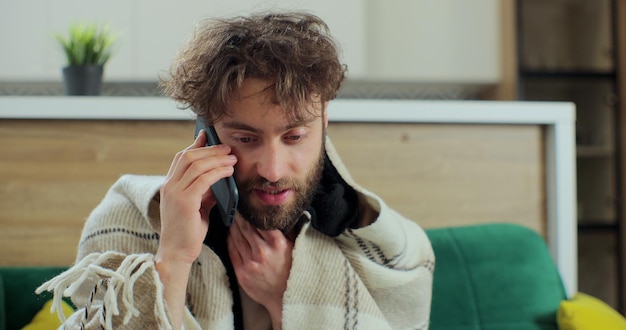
[213, 78, 329, 232]
[235, 141, 324, 231]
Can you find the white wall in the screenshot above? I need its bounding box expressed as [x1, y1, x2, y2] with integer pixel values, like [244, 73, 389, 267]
[366, 0, 500, 83]
[0, 0, 499, 83]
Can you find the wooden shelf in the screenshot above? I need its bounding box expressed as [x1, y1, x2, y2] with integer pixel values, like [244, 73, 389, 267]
[519, 70, 616, 79]
[577, 146, 615, 158]
[578, 221, 619, 231]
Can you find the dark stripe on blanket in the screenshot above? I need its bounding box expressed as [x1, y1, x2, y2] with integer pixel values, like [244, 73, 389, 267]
[81, 228, 160, 245]
[343, 258, 359, 330]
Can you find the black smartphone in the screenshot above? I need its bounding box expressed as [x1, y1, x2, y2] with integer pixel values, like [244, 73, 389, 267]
[194, 118, 239, 227]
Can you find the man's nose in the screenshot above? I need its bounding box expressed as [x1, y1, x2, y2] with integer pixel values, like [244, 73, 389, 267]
[256, 141, 287, 183]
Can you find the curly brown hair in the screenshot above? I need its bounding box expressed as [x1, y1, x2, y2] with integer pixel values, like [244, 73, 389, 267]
[159, 11, 346, 124]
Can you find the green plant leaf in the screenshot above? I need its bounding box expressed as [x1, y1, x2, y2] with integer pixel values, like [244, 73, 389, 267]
[54, 22, 117, 66]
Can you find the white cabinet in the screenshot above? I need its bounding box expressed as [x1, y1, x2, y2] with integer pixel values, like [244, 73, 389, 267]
[0, 0, 500, 83]
[365, 0, 500, 83]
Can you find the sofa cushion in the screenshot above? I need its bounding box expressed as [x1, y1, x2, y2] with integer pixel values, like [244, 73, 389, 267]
[558, 292, 626, 330]
[21, 299, 74, 330]
[426, 223, 567, 330]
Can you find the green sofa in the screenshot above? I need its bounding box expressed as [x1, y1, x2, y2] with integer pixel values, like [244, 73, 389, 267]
[0, 223, 566, 329]
[0, 266, 68, 330]
[428, 224, 566, 330]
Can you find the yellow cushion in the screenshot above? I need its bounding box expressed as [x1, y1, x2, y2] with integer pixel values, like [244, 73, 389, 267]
[558, 292, 626, 330]
[21, 299, 74, 330]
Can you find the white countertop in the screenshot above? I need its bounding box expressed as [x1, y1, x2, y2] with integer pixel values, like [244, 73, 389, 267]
[0, 96, 192, 120]
[0, 96, 573, 125]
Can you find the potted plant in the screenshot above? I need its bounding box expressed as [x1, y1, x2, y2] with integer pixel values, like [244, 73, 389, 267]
[55, 22, 116, 95]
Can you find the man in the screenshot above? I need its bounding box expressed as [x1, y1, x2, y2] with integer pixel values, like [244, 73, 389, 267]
[38, 11, 434, 330]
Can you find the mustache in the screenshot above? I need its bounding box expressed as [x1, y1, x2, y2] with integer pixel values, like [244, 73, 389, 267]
[240, 176, 304, 192]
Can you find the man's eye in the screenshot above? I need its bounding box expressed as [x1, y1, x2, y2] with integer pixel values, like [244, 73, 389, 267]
[285, 135, 303, 141]
[238, 137, 254, 143]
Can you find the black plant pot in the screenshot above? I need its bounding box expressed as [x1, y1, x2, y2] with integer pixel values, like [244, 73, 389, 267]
[62, 65, 104, 96]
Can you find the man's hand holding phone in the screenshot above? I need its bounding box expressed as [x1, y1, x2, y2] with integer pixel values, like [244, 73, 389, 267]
[195, 120, 239, 227]
[155, 129, 237, 328]
[158, 130, 237, 264]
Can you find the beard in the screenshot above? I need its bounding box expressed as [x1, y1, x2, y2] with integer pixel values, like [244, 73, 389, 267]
[236, 143, 325, 231]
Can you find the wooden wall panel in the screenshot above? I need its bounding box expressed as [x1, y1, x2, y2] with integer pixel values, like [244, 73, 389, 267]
[328, 123, 544, 231]
[0, 120, 544, 266]
[0, 120, 195, 266]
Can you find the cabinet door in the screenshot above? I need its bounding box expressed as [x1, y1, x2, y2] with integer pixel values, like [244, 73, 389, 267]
[519, 0, 613, 72]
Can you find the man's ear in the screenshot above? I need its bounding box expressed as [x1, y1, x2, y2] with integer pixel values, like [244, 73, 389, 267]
[323, 102, 329, 128]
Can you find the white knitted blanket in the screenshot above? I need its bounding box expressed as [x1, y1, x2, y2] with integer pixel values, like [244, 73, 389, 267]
[37, 140, 434, 329]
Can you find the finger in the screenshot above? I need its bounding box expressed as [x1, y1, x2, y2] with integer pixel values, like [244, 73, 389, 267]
[239, 217, 280, 244]
[257, 229, 287, 245]
[168, 146, 232, 186]
[167, 132, 233, 185]
[161, 155, 235, 215]
[166, 129, 207, 178]
[235, 216, 267, 254]
[185, 160, 235, 199]
[230, 216, 253, 258]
